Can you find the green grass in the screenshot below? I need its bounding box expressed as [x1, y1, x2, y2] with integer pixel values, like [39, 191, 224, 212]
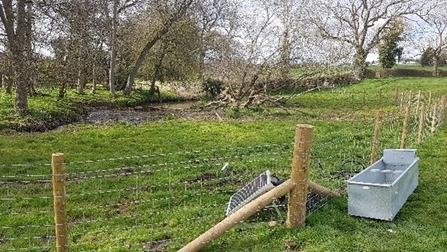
[1, 77, 447, 251]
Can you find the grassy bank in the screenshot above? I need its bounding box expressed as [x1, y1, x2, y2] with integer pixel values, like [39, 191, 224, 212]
[0, 87, 182, 132]
[0, 76, 447, 251]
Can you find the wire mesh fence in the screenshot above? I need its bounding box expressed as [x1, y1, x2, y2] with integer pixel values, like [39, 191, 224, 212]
[0, 89, 445, 251]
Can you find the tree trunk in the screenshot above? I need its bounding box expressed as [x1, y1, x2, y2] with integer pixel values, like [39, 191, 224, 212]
[279, 28, 291, 80]
[77, 70, 87, 94]
[109, 0, 118, 97]
[14, 66, 28, 116]
[12, 1, 28, 115]
[91, 62, 97, 94]
[25, 1, 36, 97]
[433, 55, 440, 77]
[11, 44, 29, 115]
[353, 49, 367, 80]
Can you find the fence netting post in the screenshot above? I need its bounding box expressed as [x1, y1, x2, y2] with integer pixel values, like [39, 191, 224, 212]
[52, 153, 68, 252]
[370, 110, 382, 164]
[400, 104, 411, 149]
[417, 104, 426, 144]
[286, 124, 314, 228]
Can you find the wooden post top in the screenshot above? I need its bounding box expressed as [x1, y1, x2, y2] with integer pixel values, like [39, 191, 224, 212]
[296, 124, 315, 129]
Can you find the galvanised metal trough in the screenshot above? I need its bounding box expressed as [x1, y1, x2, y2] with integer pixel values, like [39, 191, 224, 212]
[347, 149, 419, 221]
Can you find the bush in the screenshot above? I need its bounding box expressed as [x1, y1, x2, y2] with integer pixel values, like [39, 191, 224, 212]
[294, 72, 358, 88]
[202, 78, 223, 97]
[115, 73, 128, 91]
[373, 68, 447, 78]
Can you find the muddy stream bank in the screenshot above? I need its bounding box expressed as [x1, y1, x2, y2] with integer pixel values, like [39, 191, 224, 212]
[71, 101, 232, 127]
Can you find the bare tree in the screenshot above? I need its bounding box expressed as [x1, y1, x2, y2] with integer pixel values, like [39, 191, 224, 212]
[420, 7, 447, 76]
[192, 0, 236, 80]
[105, 0, 144, 96]
[42, 0, 100, 95]
[309, 0, 428, 80]
[207, 0, 287, 108]
[123, 0, 194, 96]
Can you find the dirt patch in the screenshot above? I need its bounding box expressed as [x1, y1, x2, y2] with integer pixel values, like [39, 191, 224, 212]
[180, 173, 217, 183]
[112, 167, 135, 176]
[141, 237, 172, 252]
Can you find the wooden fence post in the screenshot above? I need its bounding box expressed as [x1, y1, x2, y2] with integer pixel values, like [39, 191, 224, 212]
[417, 104, 425, 144]
[416, 90, 421, 114]
[394, 87, 399, 105]
[370, 110, 383, 164]
[428, 92, 433, 107]
[400, 91, 405, 108]
[286, 124, 314, 228]
[431, 104, 437, 134]
[52, 153, 68, 252]
[441, 95, 447, 124]
[407, 90, 413, 107]
[378, 88, 382, 107]
[400, 105, 411, 149]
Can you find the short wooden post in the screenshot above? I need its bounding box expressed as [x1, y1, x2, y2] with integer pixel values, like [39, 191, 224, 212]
[286, 124, 314, 228]
[431, 104, 437, 134]
[52, 153, 68, 252]
[441, 95, 447, 124]
[417, 104, 425, 144]
[370, 110, 383, 164]
[400, 105, 411, 149]
[416, 90, 422, 114]
[428, 92, 433, 107]
[407, 90, 413, 107]
[394, 87, 399, 105]
[378, 88, 382, 107]
[400, 91, 405, 108]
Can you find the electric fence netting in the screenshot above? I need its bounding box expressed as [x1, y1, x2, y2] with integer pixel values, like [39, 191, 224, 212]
[0, 89, 446, 251]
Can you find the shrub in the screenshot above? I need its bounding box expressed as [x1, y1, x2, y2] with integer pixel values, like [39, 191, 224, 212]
[202, 78, 223, 97]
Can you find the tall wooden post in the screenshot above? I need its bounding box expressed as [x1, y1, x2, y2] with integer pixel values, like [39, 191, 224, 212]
[416, 90, 422, 114]
[52, 153, 68, 252]
[370, 110, 383, 164]
[400, 105, 411, 149]
[394, 87, 399, 105]
[400, 91, 405, 108]
[417, 104, 425, 144]
[378, 88, 382, 107]
[428, 92, 433, 107]
[431, 105, 437, 134]
[407, 90, 413, 107]
[286, 124, 314, 228]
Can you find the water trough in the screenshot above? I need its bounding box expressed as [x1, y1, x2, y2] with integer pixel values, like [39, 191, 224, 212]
[347, 149, 419, 221]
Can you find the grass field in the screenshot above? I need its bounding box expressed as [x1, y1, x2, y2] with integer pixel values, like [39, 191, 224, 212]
[0, 76, 447, 251]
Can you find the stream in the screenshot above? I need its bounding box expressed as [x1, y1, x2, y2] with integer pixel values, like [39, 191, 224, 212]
[81, 101, 197, 125]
